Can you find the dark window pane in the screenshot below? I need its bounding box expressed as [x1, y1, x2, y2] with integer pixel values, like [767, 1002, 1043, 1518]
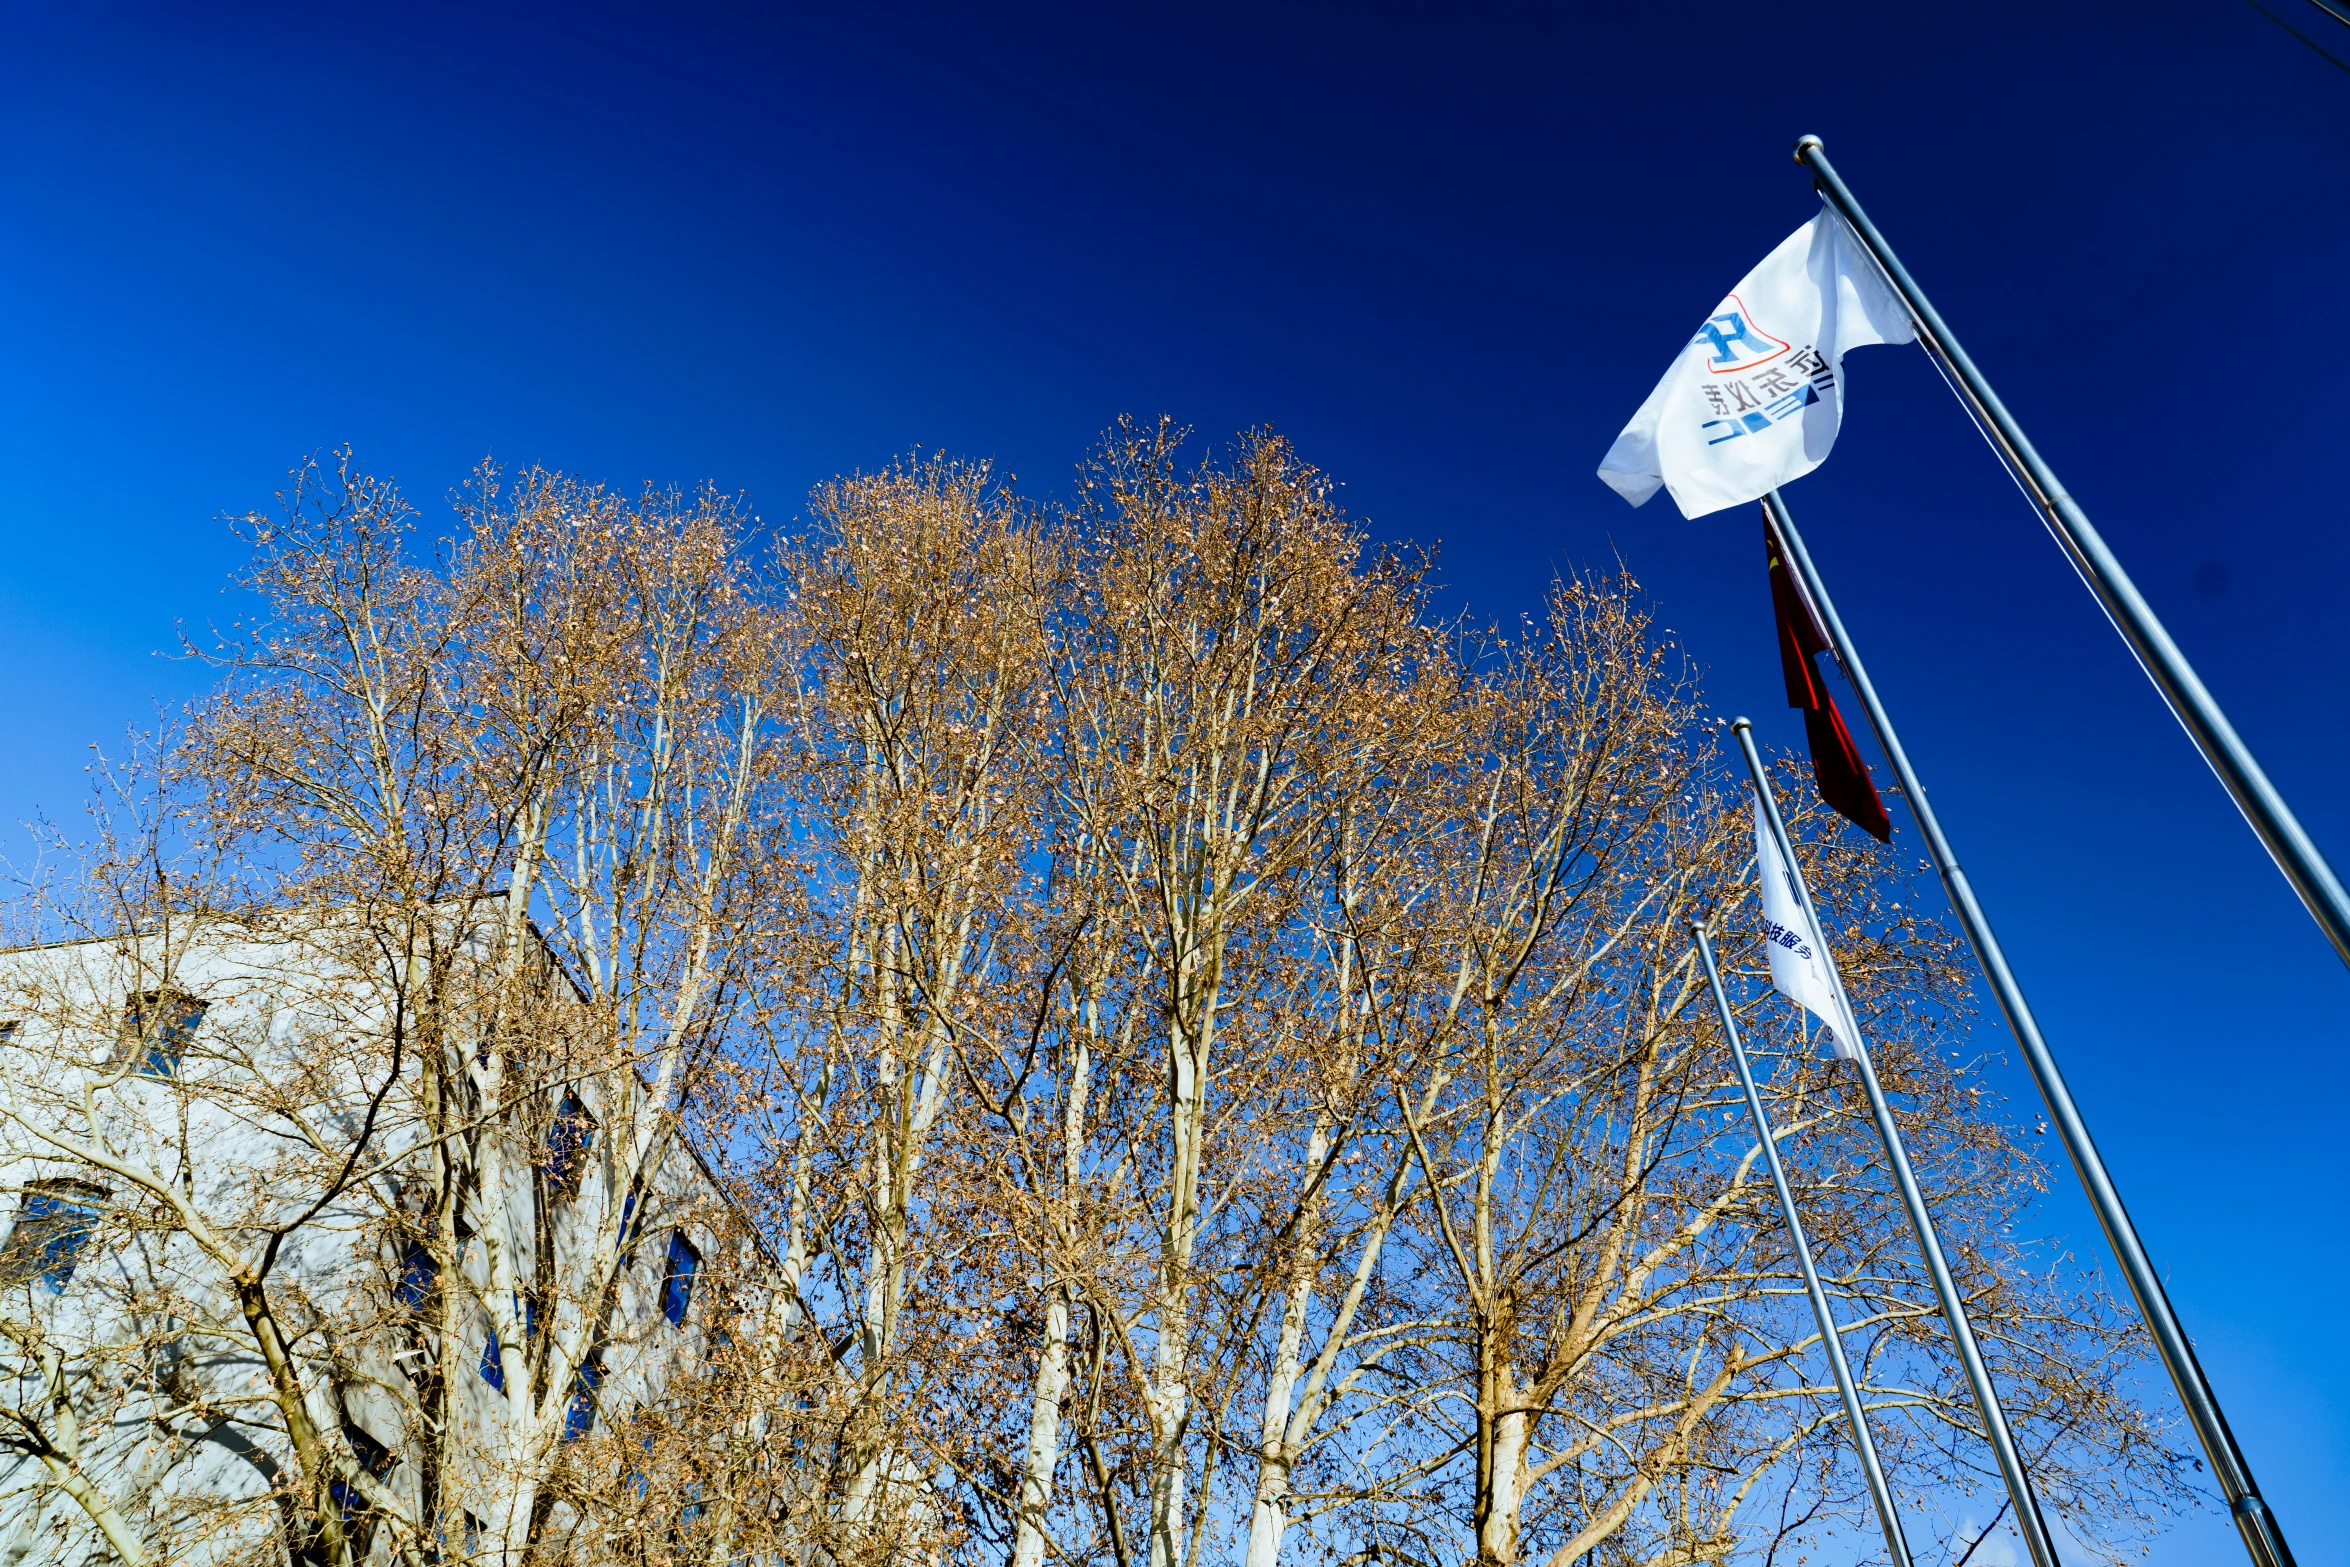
[123, 992, 206, 1080]
[660, 1231, 701, 1326]
[1, 1182, 107, 1291]
[393, 1243, 438, 1310]
[543, 1093, 594, 1191]
[676, 1482, 707, 1538]
[346, 1424, 396, 1477]
[480, 1291, 537, 1391]
[332, 1426, 396, 1519]
[562, 1359, 601, 1442]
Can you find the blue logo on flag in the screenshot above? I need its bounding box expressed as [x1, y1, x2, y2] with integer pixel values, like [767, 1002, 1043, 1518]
[1697, 345, 1833, 445]
[1691, 295, 1790, 373]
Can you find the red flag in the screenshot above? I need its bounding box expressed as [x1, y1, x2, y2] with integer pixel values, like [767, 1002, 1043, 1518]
[1765, 513, 1891, 841]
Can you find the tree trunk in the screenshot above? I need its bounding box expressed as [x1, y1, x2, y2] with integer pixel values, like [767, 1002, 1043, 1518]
[1243, 1115, 1325, 1567]
[1010, 1285, 1073, 1567]
[1147, 1006, 1208, 1567]
[1476, 1407, 1531, 1567]
[1010, 1029, 1092, 1567]
[1144, 1384, 1190, 1567]
[1242, 1452, 1293, 1567]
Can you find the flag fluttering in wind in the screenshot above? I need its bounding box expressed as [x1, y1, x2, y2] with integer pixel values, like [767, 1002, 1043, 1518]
[1766, 510, 1891, 842]
[1752, 796, 1859, 1060]
[1598, 201, 1913, 519]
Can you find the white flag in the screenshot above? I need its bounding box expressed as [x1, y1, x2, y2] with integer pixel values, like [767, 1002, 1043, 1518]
[1598, 201, 1913, 520]
[1752, 797, 1860, 1060]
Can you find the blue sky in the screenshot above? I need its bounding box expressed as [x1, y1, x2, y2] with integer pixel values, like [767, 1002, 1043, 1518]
[3, 3, 2345, 1561]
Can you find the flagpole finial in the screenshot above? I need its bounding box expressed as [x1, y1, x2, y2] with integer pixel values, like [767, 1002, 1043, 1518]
[1731, 716, 1754, 736]
[1793, 134, 1824, 163]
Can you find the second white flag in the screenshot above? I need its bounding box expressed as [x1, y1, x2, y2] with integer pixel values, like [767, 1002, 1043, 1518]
[1752, 796, 1860, 1061]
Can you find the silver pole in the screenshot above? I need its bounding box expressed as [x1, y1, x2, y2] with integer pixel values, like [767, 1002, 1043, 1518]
[1692, 921, 1914, 1567]
[1732, 719, 2061, 1567]
[1762, 487, 2296, 1567]
[1794, 134, 2350, 974]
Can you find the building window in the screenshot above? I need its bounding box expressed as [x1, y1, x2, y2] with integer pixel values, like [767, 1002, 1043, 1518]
[392, 1241, 437, 1311]
[674, 1481, 708, 1541]
[0, 1180, 108, 1291]
[625, 1434, 656, 1498]
[543, 1092, 595, 1193]
[122, 992, 207, 1079]
[660, 1231, 701, 1327]
[329, 1425, 397, 1520]
[479, 1294, 538, 1389]
[562, 1357, 602, 1443]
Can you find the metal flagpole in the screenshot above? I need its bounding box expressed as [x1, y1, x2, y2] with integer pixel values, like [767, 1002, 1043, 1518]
[1761, 488, 2297, 1567]
[1692, 921, 1915, 1567]
[1793, 134, 2350, 975]
[1732, 719, 2063, 1567]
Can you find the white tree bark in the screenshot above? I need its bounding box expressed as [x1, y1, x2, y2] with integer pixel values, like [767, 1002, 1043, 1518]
[1009, 1285, 1073, 1567]
[1010, 1033, 1092, 1567]
[1479, 1408, 1531, 1567]
[0, 1341, 152, 1567]
[1243, 1114, 1324, 1567]
[1144, 949, 1216, 1567]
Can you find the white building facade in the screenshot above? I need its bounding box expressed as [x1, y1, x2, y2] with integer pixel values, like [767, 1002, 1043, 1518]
[0, 916, 746, 1566]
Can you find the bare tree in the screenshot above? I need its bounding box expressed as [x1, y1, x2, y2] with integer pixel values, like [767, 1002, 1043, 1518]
[0, 455, 779, 1567]
[0, 431, 2195, 1567]
[1028, 423, 1442, 1567]
[711, 452, 1055, 1567]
